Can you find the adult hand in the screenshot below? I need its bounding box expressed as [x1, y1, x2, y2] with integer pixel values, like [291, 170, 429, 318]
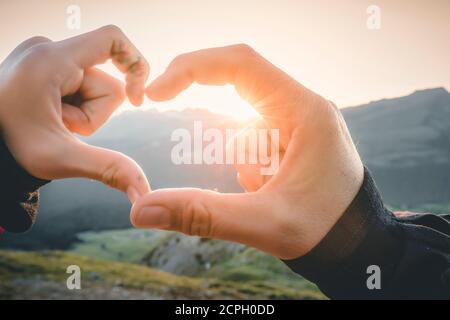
[131, 44, 364, 259]
[0, 25, 150, 203]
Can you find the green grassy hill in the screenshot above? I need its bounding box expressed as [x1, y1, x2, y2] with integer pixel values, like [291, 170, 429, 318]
[0, 250, 325, 300]
[68, 229, 324, 299]
[72, 229, 319, 290]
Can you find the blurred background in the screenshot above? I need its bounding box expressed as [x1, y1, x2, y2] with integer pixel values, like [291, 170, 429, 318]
[0, 0, 449, 299]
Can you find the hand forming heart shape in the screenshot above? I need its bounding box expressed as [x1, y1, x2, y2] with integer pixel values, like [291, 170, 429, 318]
[134, 44, 364, 259]
[0, 25, 150, 204]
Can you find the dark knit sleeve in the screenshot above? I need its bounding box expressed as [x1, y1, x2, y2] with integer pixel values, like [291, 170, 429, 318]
[283, 167, 450, 299]
[0, 137, 50, 233]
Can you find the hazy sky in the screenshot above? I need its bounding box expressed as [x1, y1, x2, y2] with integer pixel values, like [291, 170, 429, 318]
[1, 0, 449, 118]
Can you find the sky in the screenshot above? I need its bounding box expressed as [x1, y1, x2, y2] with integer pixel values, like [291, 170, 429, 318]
[0, 0, 449, 118]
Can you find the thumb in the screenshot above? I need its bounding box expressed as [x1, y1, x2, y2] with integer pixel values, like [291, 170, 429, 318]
[63, 140, 150, 203]
[130, 188, 284, 256]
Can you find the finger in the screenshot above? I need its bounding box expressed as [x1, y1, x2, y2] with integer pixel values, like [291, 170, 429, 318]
[56, 25, 149, 106]
[230, 127, 266, 192]
[146, 45, 247, 101]
[130, 188, 289, 257]
[62, 68, 125, 135]
[229, 119, 282, 191]
[145, 44, 317, 143]
[60, 138, 150, 203]
[22, 125, 150, 203]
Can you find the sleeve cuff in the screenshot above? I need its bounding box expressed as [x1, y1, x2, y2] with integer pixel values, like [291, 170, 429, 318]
[0, 137, 50, 233]
[282, 167, 404, 299]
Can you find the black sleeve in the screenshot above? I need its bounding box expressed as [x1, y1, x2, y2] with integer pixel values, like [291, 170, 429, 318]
[283, 167, 450, 299]
[0, 137, 50, 233]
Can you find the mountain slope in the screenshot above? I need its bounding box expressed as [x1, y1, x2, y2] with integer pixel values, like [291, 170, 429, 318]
[342, 87, 450, 205]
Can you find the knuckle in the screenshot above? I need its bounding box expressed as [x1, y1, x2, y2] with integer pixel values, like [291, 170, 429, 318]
[323, 99, 344, 124]
[20, 36, 51, 50]
[322, 100, 346, 132]
[231, 43, 257, 59]
[130, 58, 149, 77]
[302, 96, 344, 138]
[233, 43, 254, 53]
[100, 24, 124, 37]
[101, 156, 123, 189]
[26, 42, 54, 60]
[170, 53, 188, 68]
[16, 43, 55, 74]
[181, 190, 213, 238]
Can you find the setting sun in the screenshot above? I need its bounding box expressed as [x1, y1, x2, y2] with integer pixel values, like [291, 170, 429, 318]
[147, 83, 261, 121]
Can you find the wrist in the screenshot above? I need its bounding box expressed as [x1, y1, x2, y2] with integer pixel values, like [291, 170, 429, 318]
[274, 162, 364, 260]
[273, 109, 364, 260]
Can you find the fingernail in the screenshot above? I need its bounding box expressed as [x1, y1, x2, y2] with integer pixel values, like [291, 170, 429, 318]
[136, 206, 171, 228]
[127, 186, 140, 204]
